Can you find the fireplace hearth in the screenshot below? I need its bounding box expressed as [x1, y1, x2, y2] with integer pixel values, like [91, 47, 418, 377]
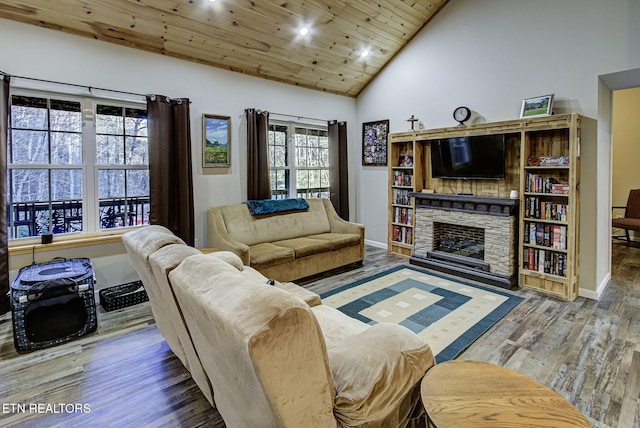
[409, 193, 518, 289]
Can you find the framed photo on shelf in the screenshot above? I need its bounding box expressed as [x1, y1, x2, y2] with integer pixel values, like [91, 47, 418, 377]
[203, 114, 230, 168]
[398, 154, 413, 167]
[520, 94, 554, 118]
[362, 119, 389, 166]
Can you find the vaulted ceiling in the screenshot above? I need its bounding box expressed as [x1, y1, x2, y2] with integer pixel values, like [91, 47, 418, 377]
[0, 0, 449, 97]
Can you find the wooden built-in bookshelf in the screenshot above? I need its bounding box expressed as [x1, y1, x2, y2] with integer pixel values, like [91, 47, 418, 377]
[387, 134, 424, 256]
[387, 113, 590, 300]
[518, 118, 582, 300]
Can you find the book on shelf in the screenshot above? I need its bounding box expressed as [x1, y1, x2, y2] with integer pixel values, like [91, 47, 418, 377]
[544, 225, 550, 247]
[529, 223, 536, 244]
[536, 223, 544, 246]
[393, 170, 414, 187]
[524, 197, 568, 221]
[525, 221, 567, 250]
[550, 183, 570, 194]
[393, 189, 411, 205]
[393, 207, 413, 225]
[553, 225, 561, 249]
[524, 248, 567, 277]
[538, 249, 545, 273]
[525, 173, 569, 195]
[392, 225, 412, 245]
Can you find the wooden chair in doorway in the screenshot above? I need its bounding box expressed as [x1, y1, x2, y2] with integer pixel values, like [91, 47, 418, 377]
[612, 189, 640, 243]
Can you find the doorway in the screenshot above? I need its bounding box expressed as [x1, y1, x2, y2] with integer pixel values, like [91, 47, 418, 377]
[611, 87, 640, 243]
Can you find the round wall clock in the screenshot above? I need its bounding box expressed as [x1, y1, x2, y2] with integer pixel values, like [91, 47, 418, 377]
[453, 106, 471, 125]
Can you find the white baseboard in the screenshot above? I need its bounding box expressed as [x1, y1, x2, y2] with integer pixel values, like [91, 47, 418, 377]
[365, 239, 387, 250]
[579, 272, 611, 300]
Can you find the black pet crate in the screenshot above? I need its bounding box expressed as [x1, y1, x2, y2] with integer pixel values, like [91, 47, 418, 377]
[11, 258, 98, 353]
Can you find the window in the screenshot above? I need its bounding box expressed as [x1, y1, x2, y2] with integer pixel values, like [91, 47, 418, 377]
[268, 121, 330, 200]
[95, 104, 149, 230]
[7, 91, 149, 240]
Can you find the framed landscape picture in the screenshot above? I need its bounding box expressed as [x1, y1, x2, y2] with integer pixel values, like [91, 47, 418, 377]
[362, 119, 389, 166]
[203, 114, 230, 168]
[520, 94, 554, 118]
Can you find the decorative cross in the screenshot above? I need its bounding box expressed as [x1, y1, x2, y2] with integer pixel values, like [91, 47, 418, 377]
[406, 115, 419, 130]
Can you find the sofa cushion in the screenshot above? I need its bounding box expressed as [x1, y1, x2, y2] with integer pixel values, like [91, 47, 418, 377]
[237, 266, 322, 307]
[239, 266, 271, 282]
[328, 323, 435, 427]
[218, 198, 332, 246]
[306, 232, 361, 250]
[122, 225, 186, 260]
[121, 226, 192, 369]
[311, 305, 370, 349]
[272, 237, 333, 258]
[201, 250, 245, 271]
[249, 243, 295, 267]
[148, 244, 214, 404]
[275, 281, 322, 307]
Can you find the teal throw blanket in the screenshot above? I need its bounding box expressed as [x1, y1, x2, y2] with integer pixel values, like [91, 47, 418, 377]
[244, 198, 309, 215]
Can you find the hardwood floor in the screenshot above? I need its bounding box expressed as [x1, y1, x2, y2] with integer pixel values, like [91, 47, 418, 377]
[1, 243, 638, 427]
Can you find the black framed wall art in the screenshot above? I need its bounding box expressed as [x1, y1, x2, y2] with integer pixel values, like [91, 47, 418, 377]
[362, 119, 389, 166]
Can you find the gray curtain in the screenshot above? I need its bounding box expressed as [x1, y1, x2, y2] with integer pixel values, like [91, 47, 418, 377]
[328, 120, 349, 220]
[146, 95, 195, 246]
[246, 108, 271, 200]
[0, 75, 9, 314]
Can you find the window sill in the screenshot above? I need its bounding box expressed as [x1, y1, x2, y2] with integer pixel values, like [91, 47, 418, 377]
[8, 233, 127, 256]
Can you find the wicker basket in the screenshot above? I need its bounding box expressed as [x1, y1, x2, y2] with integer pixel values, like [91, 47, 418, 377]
[99, 280, 148, 312]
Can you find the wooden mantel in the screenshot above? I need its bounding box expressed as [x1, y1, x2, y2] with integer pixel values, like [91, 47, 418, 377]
[410, 193, 519, 217]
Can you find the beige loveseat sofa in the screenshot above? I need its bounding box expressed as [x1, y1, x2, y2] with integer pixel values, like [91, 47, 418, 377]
[207, 198, 364, 282]
[122, 225, 435, 428]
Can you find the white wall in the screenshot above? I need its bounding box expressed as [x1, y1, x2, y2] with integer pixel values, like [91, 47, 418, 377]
[0, 18, 357, 288]
[356, 0, 640, 296]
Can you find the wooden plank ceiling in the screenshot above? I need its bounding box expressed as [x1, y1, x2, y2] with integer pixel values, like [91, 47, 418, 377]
[0, 0, 448, 97]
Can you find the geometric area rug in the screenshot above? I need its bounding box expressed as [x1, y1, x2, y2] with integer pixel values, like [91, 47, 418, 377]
[320, 265, 523, 363]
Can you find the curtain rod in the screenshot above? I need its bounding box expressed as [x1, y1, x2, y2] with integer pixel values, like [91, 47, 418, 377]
[0, 69, 148, 99]
[269, 111, 328, 123]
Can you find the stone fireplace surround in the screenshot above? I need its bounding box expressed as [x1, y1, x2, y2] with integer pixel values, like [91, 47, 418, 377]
[409, 193, 519, 289]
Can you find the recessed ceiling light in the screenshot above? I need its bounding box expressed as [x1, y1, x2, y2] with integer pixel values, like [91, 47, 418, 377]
[361, 50, 369, 58]
[299, 27, 309, 36]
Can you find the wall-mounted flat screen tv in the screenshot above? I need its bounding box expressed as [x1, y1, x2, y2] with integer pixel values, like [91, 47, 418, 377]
[430, 134, 506, 180]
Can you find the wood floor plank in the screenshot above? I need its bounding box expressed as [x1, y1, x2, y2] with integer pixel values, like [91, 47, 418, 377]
[617, 350, 640, 428]
[0, 242, 638, 427]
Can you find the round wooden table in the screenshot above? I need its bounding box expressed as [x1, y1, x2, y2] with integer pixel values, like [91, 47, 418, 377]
[420, 360, 591, 427]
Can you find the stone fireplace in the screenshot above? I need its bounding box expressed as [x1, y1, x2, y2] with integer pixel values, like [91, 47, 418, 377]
[409, 193, 519, 289]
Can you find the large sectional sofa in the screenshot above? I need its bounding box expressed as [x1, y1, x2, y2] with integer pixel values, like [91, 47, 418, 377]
[206, 198, 364, 282]
[122, 225, 435, 428]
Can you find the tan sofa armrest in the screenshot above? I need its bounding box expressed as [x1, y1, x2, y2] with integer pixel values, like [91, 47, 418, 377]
[321, 199, 365, 237]
[207, 207, 250, 265]
[327, 323, 435, 427]
[274, 281, 322, 307]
